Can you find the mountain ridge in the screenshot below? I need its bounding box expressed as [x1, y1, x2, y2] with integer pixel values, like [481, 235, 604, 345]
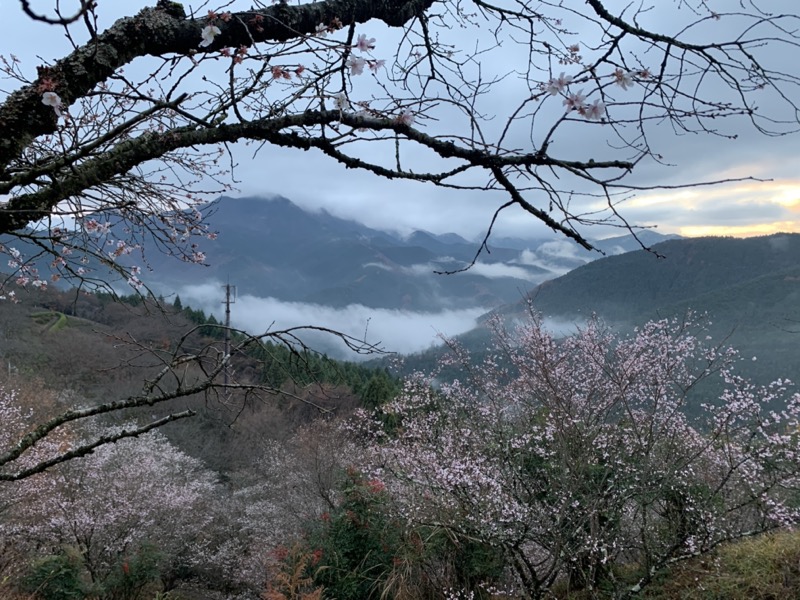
[428, 232, 800, 385]
[1, 194, 680, 313]
[141, 195, 680, 311]
[519, 234, 800, 323]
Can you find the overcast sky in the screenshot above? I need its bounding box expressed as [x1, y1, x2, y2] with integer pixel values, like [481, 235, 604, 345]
[3, 1, 798, 356]
[3, 0, 798, 244]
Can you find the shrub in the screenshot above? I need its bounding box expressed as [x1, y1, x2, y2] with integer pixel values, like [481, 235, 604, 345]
[22, 548, 88, 600]
[303, 468, 401, 599]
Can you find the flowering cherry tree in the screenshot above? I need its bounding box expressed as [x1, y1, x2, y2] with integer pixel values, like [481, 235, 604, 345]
[1, 0, 799, 290]
[1, 1, 798, 479]
[4, 428, 220, 594]
[357, 310, 800, 597]
[0, 383, 52, 582]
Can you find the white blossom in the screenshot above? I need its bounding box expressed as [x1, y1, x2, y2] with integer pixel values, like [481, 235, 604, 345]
[563, 90, 586, 111]
[546, 72, 572, 96]
[613, 68, 635, 90]
[199, 24, 221, 48]
[397, 109, 415, 126]
[355, 33, 376, 52]
[348, 55, 366, 75]
[582, 98, 605, 121]
[333, 92, 350, 111]
[41, 91, 63, 116]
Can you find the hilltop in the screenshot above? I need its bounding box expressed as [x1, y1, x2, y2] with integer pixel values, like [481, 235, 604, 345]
[398, 234, 800, 384]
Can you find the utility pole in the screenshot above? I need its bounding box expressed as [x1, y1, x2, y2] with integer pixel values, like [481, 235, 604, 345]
[222, 282, 236, 398]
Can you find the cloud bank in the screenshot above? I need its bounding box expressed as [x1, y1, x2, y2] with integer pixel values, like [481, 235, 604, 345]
[176, 281, 486, 359]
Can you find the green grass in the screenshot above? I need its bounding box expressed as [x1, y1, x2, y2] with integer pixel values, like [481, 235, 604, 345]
[644, 530, 800, 600]
[549, 530, 800, 600]
[29, 310, 55, 325]
[29, 311, 68, 333]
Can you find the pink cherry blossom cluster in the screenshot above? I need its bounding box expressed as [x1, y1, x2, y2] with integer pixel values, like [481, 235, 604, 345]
[2, 245, 48, 293]
[353, 309, 800, 596]
[346, 31, 386, 79]
[5, 427, 220, 586]
[546, 73, 605, 121]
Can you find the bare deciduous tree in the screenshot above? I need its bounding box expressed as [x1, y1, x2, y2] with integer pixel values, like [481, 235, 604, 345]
[0, 318, 379, 481]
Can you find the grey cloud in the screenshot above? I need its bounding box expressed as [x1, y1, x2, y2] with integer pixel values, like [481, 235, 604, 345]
[512, 241, 593, 274]
[460, 261, 541, 281]
[365, 258, 544, 282]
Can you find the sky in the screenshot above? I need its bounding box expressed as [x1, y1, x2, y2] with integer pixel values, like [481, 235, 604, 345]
[2, 0, 798, 244]
[2, 1, 799, 355]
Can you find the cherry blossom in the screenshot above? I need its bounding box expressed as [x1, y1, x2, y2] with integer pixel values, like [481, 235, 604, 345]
[348, 55, 366, 75]
[355, 33, 376, 52]
[271, 65, 291, 79]
[2, 245, 48, 292]
[199, 24, 221, 48]
[546, 72, 572, 96]
[563, 90, 586, 111]
[613, 68, 635, 90]
[581, 98, 605, 121]
[82, 218, 110, 236]
[397, 109, 415, 126]
[41, 91, 63, 116]
[333, 92, 350, 111]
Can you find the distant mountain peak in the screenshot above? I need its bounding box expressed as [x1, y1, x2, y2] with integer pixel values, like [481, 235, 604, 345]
[132, 194, 688, 312]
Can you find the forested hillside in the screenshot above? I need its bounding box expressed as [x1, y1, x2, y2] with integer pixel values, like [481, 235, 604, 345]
[524, 235, 800, 323]
[0, 284, 397, 470]
[409, 234, 800, 388]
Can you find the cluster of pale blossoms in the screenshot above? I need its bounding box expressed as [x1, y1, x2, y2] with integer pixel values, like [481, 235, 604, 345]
[197, 16, 404, 127]
[4, 246, 48, 292]
[84, 218, 145, 290]
[347, 33, 385, 76]
[545, 66, 640, 121]
[198, 10, 232, 48]
[336, 32, 414, 125]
